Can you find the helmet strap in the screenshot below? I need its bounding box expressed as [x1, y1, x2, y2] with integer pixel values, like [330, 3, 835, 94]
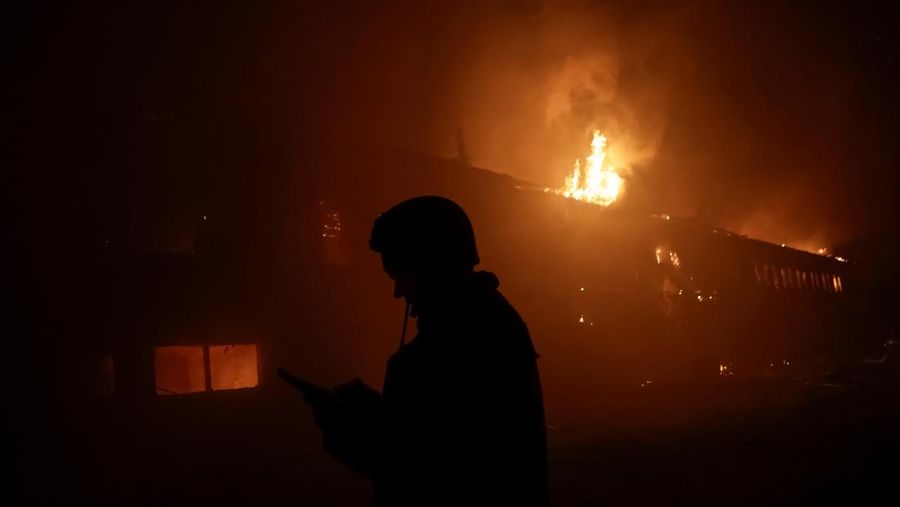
[398, 301, 411, 350]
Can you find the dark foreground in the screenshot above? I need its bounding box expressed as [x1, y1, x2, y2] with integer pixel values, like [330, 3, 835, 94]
[552, 376, 900, 505]
[7, 370, 900, 506]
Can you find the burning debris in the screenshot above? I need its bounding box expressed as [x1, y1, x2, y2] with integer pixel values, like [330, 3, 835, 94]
[555, 130, 624, 207]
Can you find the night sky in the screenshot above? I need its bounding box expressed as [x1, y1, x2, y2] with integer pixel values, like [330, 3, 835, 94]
[7, 1, 900, 264]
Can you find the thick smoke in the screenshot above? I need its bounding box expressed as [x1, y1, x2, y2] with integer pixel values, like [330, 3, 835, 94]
[321, 1, 684, 187]
[296, 0, 888, 254]
[11, 1, 889, 259]
[454, 1, 685, 190]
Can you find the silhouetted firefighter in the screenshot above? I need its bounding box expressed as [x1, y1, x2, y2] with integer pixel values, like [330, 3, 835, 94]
[305, 196, 548, 506]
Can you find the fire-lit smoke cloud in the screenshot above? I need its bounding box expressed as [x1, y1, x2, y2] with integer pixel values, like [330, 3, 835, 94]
[323, 1, 686, 189]
[731, 189, 849, 255]
[8, 1, 898, 263]
[299, 0, 890, 255]
[447, 2, 686, 190]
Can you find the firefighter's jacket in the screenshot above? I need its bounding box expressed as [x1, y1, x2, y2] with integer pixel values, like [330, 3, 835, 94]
[318, 271, 549, 507]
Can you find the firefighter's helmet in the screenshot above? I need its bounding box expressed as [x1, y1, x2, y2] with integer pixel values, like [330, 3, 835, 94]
[369, 196, 480, 274]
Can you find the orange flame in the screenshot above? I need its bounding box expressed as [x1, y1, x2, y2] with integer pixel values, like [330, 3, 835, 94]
[557, 130, 623, 206]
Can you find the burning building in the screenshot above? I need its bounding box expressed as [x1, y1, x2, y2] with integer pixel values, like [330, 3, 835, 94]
[310, 143, 860, 395]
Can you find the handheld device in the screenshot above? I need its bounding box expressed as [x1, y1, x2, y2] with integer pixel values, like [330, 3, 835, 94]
[277, 368, 338, 407]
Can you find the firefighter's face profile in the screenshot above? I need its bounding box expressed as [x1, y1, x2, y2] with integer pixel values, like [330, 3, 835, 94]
[391, 270, 415, 301]
[381, 253, 417, 305]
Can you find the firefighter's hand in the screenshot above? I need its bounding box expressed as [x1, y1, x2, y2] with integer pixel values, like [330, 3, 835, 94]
[311, 379, 379, 430]
[311, 402, 336, 430]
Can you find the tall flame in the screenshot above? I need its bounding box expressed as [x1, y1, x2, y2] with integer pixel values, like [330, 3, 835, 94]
[557, 130, 623, 206]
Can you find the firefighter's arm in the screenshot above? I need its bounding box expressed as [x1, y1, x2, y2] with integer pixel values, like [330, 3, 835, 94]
[364, 369, 470, 476]
[313, 378, 386, 478]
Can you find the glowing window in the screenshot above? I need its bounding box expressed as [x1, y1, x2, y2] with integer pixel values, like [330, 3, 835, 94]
[209, 344, 259, 391]
[836, 275, 844, 292]
[781, 268, 791, 289]
[832, 275, 840, 293]
[794, 269, 802, 289]
[155, 344, 260, 395]
[155, 346, 206, 395]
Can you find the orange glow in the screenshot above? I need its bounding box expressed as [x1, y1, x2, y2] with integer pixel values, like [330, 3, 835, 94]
[155, 344, 260, 395]
[155, 346, 205, 395]
[655, 246, 680, 268]
[556, 130, 623, 206]
[669, 251, 680, 267]
[209, 344, 259, 391]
